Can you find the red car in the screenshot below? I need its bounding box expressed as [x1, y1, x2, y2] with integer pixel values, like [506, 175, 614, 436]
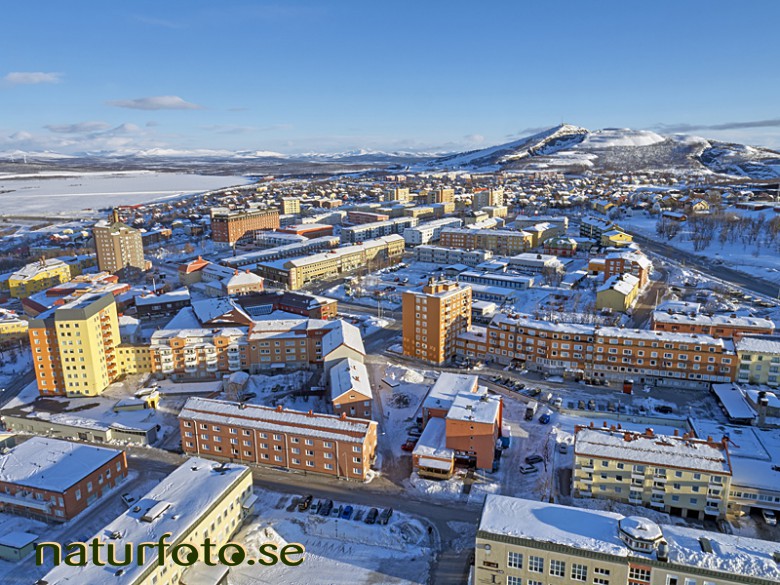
[401, 439, 418, 452]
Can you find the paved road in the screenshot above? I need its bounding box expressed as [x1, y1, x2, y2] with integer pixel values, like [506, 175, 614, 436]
[0, 370, 35, 409]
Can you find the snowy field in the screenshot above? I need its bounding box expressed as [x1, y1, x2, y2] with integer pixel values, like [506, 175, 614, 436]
[0, 171, 250, 215]
[231, 489, 433, 585]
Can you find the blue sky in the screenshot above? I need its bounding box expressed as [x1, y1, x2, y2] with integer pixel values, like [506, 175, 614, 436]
[2, 1, 780, 155]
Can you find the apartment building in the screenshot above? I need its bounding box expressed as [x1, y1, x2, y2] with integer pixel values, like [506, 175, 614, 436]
[580, 215, 617, 239]
[236, 290, 338, 320]
[601, 228, 635, 247]
[573, 425, 732, 519]
[413, 245, 493, 267]
[507, 252, 563, 274]
[428, 187, 455, 204]
[440, 227, 533, 255]
[41, 458, 254, 585]
[735, 335, 780, 387]
[402, 217, 462, 246]
[596, 273, 641, 313]
[385, 187, 410, 202]
[210, 206, 280, 246]
[543, 235, 578, 257]
[8, 257, 80, 299]
[150, 327, 248, 379]
[471, 187, 504, 209]
[651, 312, 774, 339]
[0, 309, 27, 339]
[329, 357, 373, 419]
[604, 250, 652, 287]
[402, 205, 436, 220]
[457, 270, 534, 291]
[179, 397, 377, 480]
[347, 210, 390, 224]
[340, 216, 418, 244]
[524, 221, 566, 248]
[0, 437, 127, 522]
[413, 373, 502, 475]
[93, 209, 145, 277]
[513, 215, 569, 231]
[279, 196, 301, 214]
[256, 234, 404, 290]
[28, 293, 121, 397]
[402, 278, 472, 364]
[475, 495, 780, 585]
[222, 236, 340, 269]
[276, 223, 334, 239]
[468, 313, 738, 388]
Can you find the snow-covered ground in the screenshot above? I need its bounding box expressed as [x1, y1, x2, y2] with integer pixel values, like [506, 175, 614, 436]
[0, 171, 251, 215]
[230, 489, 433, 585]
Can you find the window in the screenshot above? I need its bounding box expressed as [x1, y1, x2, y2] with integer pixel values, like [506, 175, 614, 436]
[507, 551, 522, 569]
[666, 577, 679, 585]
[571, 563, 587, 581]
[506, 577, 522, 585]
[528, 555, 544, 573]
[353, 468, 361, 474]
[550, 559, 565, 577]
[629, 567, 651, 581]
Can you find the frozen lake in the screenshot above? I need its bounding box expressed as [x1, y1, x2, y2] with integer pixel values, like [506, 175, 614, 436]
[0, 171, 252, 215]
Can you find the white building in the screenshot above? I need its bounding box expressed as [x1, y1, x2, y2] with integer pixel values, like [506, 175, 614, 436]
[402, 217, 462, 246]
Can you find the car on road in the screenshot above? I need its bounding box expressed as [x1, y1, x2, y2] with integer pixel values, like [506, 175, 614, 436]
[365, 508, 379, 524]
[341, 505, 354, 520]
[761, 509, 777, 525]
[519, 464, 538, 474]
[539, 412, 551, 424]
[525, 454, 544, 465]
[298, 494, 313, 512]
[378, 508, 394, 525]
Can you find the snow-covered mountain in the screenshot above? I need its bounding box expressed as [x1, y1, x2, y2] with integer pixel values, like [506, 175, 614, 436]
[419, 125, 780, 179]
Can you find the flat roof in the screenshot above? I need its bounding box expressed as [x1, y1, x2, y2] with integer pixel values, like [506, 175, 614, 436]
[446, 387, 500, 425]
[0, 437, 122, 492]
[41, 459, 250, 585]
[423, 373, 478, 412]
[413, 417, 452, 460]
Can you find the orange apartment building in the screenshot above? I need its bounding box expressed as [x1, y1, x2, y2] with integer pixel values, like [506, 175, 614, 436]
[210, 207, 280, 246]
[347, 210, 390, 224]
[28, 293, 121, 397]
[604, 251, 652, 287]
[328, 357, 373, 419]
[402, 277, 472, 364]
[457, 313, 738, 388]
[179, 397, 377, 480]
[276, 223, 334, 239]
[0, 437, 127, 522]
[439, 227, 533, 256]
[651, 311, 774, 339]
[413, 373, 502, 477]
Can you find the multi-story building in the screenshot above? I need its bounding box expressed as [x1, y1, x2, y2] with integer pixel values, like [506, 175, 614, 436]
[0, 309, 28, 339]
[413, 245, 493, 267]
[651, 312, 774, 340]
[0, 437, 127, 522]
[457, 270, 533, 291]
[236, 290, 338, 320]
[428, 187, 454, 204]
[329, 357, 373, 419]
[28, 293, 121, 397]
[40, 458, 254, 585]
[402, 217, 462, 246]
[580, 215, 617, 239]
[179, 397, 377, 480]
[340, 216, 418, 244]
[93, 209, 145, 277]
[543, 235, 578, 257]
[601, 228, 634, 247]
[210, 206, 280, 246]
[276, 223, 334, 239]
[413, 372, 502, 476]
[150, 327, 248, 379]
[475, 494, 780, 585]
[523, 221, 566, 248]
[471, 187, 504, 209]
[8, 257, 80, 299]
[596, 273, 640, 313]
[513, 215, 569, 231]
[256, 234, 404, 290]
[604, 250, 652, 287]
[402, 278, 472, 364]
[735, 335, 780, 387]
[222, 236, 340, 270]
[280, 196, 301, 215]
[134, 287, 191, 317]
[573, 426, 732, 519]
[347, 210, 390, 224]
[385, 187, 410, 202]
[507, 252, 563, 274]
[440, 228, 533, 256]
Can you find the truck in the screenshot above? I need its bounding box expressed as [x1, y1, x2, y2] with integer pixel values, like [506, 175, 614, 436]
[525, 401, 538, 421]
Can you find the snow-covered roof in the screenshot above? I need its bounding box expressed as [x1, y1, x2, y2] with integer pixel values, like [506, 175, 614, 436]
[191, 297, 250, 325]
[479, 495, 780, 582]
[598, 273, 639, 296]
[0, 531, 37, 549]
[423, 372, 479, 412]
[180, 397, 375, 441]
[413, 418, 453, 460]
[135, 287, 190, 306]
[226, 270, 263, 287]
[321, 319, 365, 357]
[605, 250, 651, 269]
[0, 437, 122, 492]
[10, 258, 68, 281]
[491, 313, 595, 336]
[446, 386, 501, 425]
[656, 300, 701, 315]
[574, 427, 731, 474]
[329, 358, 372, 401]
[596, 326, 730, 347]
[735, 334, 780, 355]
[653, 312, 774, 331]
[41, 459, 251, 585]
[710, 383, 757, 421]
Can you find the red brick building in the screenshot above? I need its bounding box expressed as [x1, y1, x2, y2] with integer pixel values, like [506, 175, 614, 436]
[210, 207, 280, 246]
[0, 437, 127, 521]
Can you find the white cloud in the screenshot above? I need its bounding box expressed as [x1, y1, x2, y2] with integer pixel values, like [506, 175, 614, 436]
[45, 121, 111, 134]
[464, 134, 485, 144]
[3, 72, 63, 85]
[107, 95, 203, 110]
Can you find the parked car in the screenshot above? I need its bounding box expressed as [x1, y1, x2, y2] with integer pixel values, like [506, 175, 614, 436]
[552, 397, 563, 408]
[558, 443, 569, 454]
[297, 494, 313, 512]
[654, 405, 674, 414]
[587, 399, 596, 411]
[319, 499, 334, 516]
[539, 412, 551, 424]
[341, 505, 354, 520]
[761, 509, 777, 525]
[365, 508, 379, 524]
[519, 464, 538, 474]
[378, 508, 394, 525]
[401, 439, 418, 451]
[577, 400, 586, 410]
[525, 454, 544, 465]
[529, 387, 542, 397]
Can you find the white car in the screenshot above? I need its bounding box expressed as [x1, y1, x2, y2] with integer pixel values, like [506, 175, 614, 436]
[761, 509, 777, 526]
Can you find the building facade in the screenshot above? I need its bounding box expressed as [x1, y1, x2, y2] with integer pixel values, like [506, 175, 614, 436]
[210, 206, 281, 246]
[93, 210, 145, 277]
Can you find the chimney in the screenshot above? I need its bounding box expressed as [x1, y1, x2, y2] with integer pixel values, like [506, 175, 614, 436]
[757, 391, 769, 427]
[275, 404, 283, 412]
[624, 432, 632, 442]
[673, 429, 679, 437]
[645, 428, 654, 438]
[340, 412, 347, 420]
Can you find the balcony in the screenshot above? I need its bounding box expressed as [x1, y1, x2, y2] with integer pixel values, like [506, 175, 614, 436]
[631, 471, 645, 480]
[579, 476, 593, 484]
[0, 491, 52, 512]
[704, 504, 721, 516]
[653, 474, 667, 483]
